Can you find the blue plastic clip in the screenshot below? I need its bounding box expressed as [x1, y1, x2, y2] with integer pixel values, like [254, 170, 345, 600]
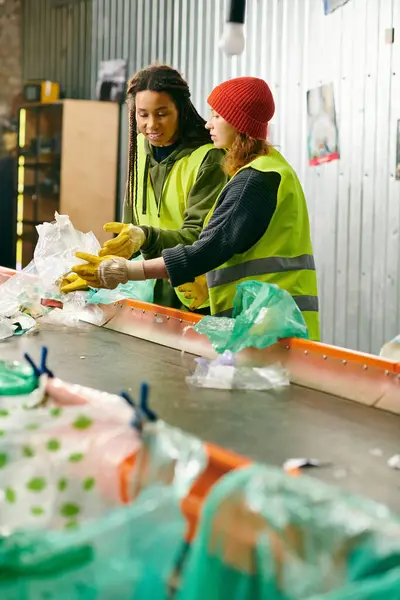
[120, 382, 157, 430]
[24, 346, 54, 379]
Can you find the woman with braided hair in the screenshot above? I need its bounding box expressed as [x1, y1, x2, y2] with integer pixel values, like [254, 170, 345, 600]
[63, 64, 227, 310]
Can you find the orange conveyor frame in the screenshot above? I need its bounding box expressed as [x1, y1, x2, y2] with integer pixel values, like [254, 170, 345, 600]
[1, 266, 399, 541]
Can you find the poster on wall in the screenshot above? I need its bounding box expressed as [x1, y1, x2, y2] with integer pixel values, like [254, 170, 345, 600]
[307, 83, 340, 167]
[323, 0, 351, 15]
[96, 59, 127, 103]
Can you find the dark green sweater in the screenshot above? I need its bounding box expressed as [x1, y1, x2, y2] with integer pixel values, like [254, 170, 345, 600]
[122, 138, 227, 309]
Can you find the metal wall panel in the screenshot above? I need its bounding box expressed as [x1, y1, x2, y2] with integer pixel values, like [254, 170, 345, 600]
[21, 0, 92, 99]
[22, 0, 400, 354]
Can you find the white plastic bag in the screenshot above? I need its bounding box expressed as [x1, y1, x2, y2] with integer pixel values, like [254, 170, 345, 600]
[0, 213, 101, 318]
[34, 212, 100, 290]
[186, 351, 290, 390]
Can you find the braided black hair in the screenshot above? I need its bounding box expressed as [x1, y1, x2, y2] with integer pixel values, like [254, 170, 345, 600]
[126, 64, 211, 215]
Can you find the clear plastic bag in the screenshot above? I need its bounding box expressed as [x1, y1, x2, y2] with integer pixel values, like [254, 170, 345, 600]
[186, 351, 289, 390]
[34, 212, 100, 290]
[194, 281, 309, 354]
[179, 464, 400, 600]
[0, 213, 100, 319]
[127, 420, 207, 502]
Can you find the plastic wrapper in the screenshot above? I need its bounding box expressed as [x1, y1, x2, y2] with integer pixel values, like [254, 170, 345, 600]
[186, 351, 289, 390]
[179, 464, 400, 600]
[127, 420, 207, 502]
[87, 256, 155, 305]
[0, 485, 186, 600]
[193, 281, 309, 354]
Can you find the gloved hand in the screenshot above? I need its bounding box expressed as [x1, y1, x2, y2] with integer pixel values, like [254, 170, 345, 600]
[178, 275, 209, 311]
[72, 252, 146, 290]
[99, 222, 146, 259]
[59, 273, 89, 293]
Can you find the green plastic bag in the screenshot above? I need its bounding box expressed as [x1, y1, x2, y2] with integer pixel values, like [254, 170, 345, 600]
[0, 485, 185, 600]
[87, 256, 155, 305]
[179, 465, 400, 600]
[193, 281, 309, 354]
[0, 361, 38, 396]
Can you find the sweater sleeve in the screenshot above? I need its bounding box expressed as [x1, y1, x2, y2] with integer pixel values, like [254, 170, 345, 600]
[138, 148, 228, 260]
[163, 168, 281, 287]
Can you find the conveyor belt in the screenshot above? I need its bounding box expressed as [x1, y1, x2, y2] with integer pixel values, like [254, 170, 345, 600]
[1, 321, 399, 513]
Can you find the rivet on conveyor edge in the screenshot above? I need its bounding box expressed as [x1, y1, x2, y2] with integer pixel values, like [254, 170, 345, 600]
[304, 350, 308, 355]
[342, 359, 347, 365]
[323, 355, 327, 360]
[363, 364, 368, 370]
[120, 382, 158, 431]
[24, 346, 54, 379]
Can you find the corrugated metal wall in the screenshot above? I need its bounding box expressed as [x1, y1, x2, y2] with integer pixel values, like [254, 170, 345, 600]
[22, 0, 400, 355]
[21, 0, 92, 99]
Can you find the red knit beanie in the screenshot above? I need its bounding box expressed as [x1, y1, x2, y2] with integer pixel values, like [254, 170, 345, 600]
[208, 77, 275, 140]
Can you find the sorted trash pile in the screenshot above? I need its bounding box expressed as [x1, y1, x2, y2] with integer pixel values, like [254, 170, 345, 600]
[0, 213, 155, 336]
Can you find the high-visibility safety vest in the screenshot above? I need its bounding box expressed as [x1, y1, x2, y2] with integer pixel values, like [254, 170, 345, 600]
[135, 134, 214, 308]
[204, 148, 320, 341]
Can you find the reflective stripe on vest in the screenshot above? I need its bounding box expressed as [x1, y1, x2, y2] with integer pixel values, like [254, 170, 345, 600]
[135, 134, 213, 309]
[204, 148, 320, 341]
[207, 254, 316, 288]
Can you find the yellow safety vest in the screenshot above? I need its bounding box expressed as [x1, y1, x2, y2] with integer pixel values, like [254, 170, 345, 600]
[135, 134, 213, 308]
[204, 148, 320, 341]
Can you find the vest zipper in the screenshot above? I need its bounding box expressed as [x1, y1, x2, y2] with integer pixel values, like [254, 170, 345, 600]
[141, 155, 150, 215]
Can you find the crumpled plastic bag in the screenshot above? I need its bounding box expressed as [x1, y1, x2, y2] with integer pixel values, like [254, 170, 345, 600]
[193, 281, 309, 354]
[179, 464, 400, 600]
[186, 351, 289, 390]
[34, 212, 100, 290]
[87, 257, 155, 305]
[0, 213, 100, 319]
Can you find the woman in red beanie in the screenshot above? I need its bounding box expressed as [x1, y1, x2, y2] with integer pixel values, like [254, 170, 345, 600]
[73, 77, 320, 340]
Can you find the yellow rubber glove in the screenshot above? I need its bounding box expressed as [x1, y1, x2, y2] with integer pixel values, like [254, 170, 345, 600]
[178, 275, 209, 311]
[72, 253, 145, 290]
[99, 222, 146, 259]
[59, 273, 89, 293]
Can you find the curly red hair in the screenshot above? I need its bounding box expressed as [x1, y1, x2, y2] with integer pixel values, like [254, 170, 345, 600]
[223, 134, 271, 177]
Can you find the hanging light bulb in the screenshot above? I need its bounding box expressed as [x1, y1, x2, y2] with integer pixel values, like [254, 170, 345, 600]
[219, 0, 246, 56]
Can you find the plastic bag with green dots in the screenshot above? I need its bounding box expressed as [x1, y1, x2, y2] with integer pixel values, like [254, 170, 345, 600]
[193, 281, 309, 354]
[179, 465, 400, 600]
[0, 398, 140, 532]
